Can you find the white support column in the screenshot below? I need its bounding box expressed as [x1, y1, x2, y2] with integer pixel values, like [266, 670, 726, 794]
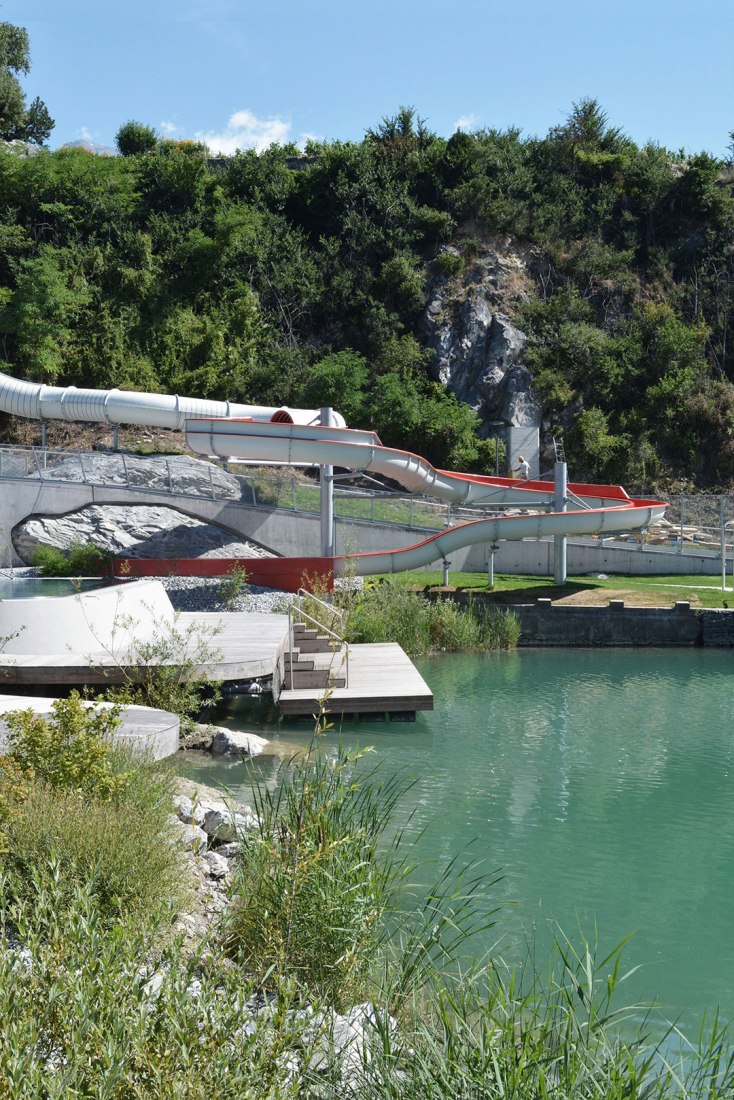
[487, 543, 500, 588]
[553, 461, 567, 585]
[320, 407, 335, 558]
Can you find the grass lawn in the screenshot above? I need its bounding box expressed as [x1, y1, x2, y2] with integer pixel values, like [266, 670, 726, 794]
[375, 570, 734, 609]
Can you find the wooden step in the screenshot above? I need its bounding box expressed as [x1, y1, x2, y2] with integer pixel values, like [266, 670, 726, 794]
[283, 672, 346, 689]
[292, 626, 319, 640]
[294, 639, 339, 654]
[284, 657, 315, 672]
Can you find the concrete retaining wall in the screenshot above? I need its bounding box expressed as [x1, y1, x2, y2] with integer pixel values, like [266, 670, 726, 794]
[436, 592, 734, 647]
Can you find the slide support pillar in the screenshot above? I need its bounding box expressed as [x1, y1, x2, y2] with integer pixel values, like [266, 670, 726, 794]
[487, 543, 500, 589]
[554, 461, 567, 585]
[320, 407, 335, 558]
[442, 558, 451, 587]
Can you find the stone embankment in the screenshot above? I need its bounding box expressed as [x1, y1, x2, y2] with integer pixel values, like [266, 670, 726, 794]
[158, 775, 397, 1084]
[439, 591, 734, 646]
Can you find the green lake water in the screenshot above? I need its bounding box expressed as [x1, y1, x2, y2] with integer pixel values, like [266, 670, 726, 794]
[180, 648, 734, 1035]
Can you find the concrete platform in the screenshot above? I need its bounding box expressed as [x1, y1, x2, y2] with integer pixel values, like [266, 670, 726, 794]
[277, 642, 433, 718]
[0, 694, 180, 759]
[0, 578, 289, 686]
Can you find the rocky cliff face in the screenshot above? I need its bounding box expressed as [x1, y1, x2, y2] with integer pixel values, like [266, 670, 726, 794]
[422, 237, 542, 437]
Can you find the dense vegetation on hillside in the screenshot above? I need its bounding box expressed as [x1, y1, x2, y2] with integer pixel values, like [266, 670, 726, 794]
[0, 98, 732, 485]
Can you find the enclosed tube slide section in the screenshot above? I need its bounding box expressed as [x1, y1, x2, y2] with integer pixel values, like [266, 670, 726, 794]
[0, 370, 345, 430]
[186, 417, 642, 510]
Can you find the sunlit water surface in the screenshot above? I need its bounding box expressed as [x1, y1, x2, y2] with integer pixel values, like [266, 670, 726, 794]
[0, 577, 110, 599]
[179, 648, 734, 1036]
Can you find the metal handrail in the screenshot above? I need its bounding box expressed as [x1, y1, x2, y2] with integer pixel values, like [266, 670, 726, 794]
[295, 586, 346, 626]
[286, 602, 349, 692]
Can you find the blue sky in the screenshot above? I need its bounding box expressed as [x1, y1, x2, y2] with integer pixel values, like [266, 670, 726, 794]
[7, 0, 734, 157]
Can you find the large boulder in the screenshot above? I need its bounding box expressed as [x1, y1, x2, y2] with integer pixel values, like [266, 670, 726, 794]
[12, 504, 274, 563]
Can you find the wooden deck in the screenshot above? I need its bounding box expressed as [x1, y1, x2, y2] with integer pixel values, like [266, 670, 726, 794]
[0, 612, 289, 687]
[277, 642, 433, 718]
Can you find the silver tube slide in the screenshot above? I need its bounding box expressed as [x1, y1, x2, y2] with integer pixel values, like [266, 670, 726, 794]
[0, 370, 345, 429]
[335, 503, 667, 576]
[184, 417, 667, 574]
[186, 418, 633, 510]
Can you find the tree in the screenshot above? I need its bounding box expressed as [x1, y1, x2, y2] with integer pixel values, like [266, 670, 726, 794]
[0, 21, 54, 145]
[115, 120, 157, 157]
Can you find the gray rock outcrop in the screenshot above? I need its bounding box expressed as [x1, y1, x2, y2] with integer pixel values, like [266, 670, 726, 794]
[12, 504, 275, 563]
[30, 452, 242, 500]
[423, 239, 542, 435]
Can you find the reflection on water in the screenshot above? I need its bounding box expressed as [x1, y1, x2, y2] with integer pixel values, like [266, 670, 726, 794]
[179, 648, 734, 1034]
[0, 578, 111, 599]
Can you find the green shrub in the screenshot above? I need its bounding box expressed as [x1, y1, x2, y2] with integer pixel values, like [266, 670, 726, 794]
[224, 743, 406, 1007]
[217, 563, 250, 610]
[3, 757, 185, 926]
[435, 248, 464, 278]
[0, 870, 313, 1095]
[32, 539, 112, 577]
[102, 610, 222, 728]
[2, 692, 131, 801]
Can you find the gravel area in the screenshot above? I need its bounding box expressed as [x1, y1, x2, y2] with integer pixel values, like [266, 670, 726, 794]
[159, 576, 292, 614]
[3, 568, 361, 615]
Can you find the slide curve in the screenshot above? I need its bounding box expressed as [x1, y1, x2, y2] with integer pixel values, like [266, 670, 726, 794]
[186, 417, 667, 576]
[0, 369, 666, 576]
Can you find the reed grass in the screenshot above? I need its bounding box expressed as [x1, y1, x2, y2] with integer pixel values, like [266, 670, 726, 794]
[346, 583, 520, 656]
[223, 735, 412, 1008]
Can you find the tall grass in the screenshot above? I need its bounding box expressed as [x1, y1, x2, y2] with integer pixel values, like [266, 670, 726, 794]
[3, 757, 187, 927]
[0, 870, 317, 1097]
[0, 694, 188, 927]
[346, 584, 520, 656]
[223, 736, 412, 1008]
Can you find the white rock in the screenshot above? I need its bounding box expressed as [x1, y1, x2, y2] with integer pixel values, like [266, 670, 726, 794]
[310, 1003, 398, 1074]
[170, 817, 208, 852]
[216, 841, 242, 858]
[203, 851, 230, 879]
[143, 971, 165, 1000]
[172, 794, 206, 826]
[210, 726, 268, 756]
[200, 799, 257, 841]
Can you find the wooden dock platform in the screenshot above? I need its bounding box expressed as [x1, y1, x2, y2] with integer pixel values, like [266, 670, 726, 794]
[0, 612, 289, 687]
[276, 642, 433, 718]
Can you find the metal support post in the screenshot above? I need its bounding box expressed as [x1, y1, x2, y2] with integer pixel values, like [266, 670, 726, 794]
[320, 407, 335, 558]
[442, 558, 451, 587]
[487, 543, 500, 588]
[553, 461, 567, 585]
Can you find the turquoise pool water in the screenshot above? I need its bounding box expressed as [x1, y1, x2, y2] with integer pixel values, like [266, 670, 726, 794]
[0, 577, 111, 599]
[180, 648, 734, 1034]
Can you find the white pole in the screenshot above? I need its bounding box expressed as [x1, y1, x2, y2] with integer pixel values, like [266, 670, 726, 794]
[487, 543, 499, 588]
[320, 407, 335, 558]
[553, 461, 567, 585]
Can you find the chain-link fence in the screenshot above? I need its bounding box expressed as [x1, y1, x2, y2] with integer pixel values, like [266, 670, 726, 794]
[3, 445, 734, 555]
[644, 495, 734, 555]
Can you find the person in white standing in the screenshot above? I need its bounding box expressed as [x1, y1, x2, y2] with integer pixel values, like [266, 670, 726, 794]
[515, 455, 530, 480]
